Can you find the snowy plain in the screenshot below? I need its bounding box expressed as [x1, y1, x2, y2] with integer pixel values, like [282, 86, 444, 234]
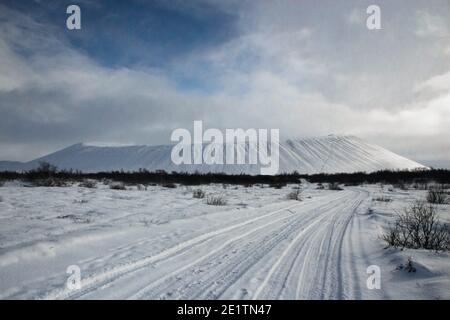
[0, 181, 449, 299]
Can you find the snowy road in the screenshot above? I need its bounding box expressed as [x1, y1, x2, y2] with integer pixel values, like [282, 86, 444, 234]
[1, 184, 449, 299]
[46, 189, 371, 299]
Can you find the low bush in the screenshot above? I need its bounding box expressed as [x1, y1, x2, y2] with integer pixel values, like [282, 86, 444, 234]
[382, 201, 450, 251]
[270, 182, 286, 189]
[344, 182, 360, 186]
[109, 182, 126, 190]
[396, 257, 416, 273]
[162, 182, 177, 188]
[287, 188, 302, 201]
[328, 182, 343, 191]
[411, 182, 428, 190]
[33, 178, 68, 187]
[79, 179, 97, 188]
[193, 189, 205, 199]
[426, 185, 448, 204]
[136, 184, 147, 191]
[374, 196, 392, 202]
[206, 195, 227, 206]
[393, 182, 407, 190]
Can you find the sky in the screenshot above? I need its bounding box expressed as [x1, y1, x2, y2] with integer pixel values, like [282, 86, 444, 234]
[0, 0, 449, 168]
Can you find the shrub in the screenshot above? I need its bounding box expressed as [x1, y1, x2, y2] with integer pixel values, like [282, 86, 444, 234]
[344, 182, 360, 186]
[38, 161, 57, 172]
[382, 201, 450, 251]
[412, 182, 428, 190]
[206, 195, 227, 206]
[136, 184, 147, 191]
[426, 185, 448, 204]
[316, 183, 325, 190]
[25, 162, 58, 181]
[109, 182, 126, 190]
[33, 178, 68, 187]
[396, 257, 416, 273]
[193, 189, 205, 199]
[328, 182, 343, 191]
[79, 179, 97, 188]
[393, 182, 407, 190]
[162, 182, 177, 188]
[287, 188, 302, 201]
[270, 182, 286, 189]
[374, 196, 392, 202]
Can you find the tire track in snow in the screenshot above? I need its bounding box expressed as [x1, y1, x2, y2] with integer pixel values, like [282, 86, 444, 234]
[252, 192, 366, 299]
[127, 193, 357, 299]
[44, 194, 346, 299]
[42, 189, 368, 300]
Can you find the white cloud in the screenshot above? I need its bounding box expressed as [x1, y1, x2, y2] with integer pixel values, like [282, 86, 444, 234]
[347, 7, 365, 25]
[415, 71, 450, 94]
[415, 10, 448, 37]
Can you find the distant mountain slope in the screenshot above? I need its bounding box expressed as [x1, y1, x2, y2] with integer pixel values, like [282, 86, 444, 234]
[0, 161, 26, 171]
[0, 135, 427, 174]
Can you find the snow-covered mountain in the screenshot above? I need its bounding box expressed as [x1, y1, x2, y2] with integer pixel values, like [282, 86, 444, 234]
[0, 135, 427, 174]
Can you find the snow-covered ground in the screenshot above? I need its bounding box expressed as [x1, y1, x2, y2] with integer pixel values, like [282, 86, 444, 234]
[0, 181, 448, 299]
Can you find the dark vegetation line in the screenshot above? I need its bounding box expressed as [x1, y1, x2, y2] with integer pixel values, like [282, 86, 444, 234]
[1, 162, 450, 186]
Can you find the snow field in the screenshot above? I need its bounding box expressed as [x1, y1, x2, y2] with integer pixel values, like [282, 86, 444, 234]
[0, 182, 448, 299]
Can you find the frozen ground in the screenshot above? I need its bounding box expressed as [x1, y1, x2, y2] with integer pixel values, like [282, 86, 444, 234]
[0, 181, 449, 299]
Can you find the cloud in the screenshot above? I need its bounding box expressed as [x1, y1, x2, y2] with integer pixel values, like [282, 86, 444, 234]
[415, 71, 450, 94]
[415, 10, 448, 37]
[347, 7, 365, 25]
[1, 1, 450, 168]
